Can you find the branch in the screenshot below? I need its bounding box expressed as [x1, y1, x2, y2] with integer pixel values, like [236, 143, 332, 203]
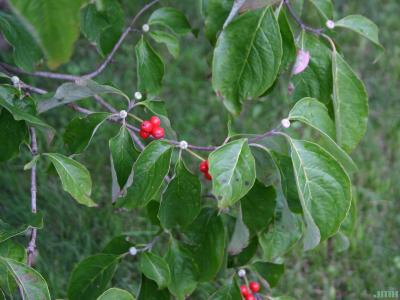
[283, 0, 323, 35]
[223, 0, 247, 29]
[27, 127, 38, 266]
[0, 0, 160, 82]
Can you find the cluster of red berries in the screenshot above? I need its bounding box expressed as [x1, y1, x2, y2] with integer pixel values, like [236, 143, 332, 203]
[199, 160, 212, 181]
[139, 116, 164, 140]
[240, 282, 260, 300]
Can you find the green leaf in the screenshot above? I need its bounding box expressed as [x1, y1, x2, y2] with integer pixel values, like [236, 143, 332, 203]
[158, 160, 201, 229]
[97, 288, 135, 300]
[332, 52, 369, 153]
[308, 0, 333, 20]
[227, 208, 250, 255]
[64, 112, 111, 154]
[24, 155, 40, 170]
[0, 109, 27, 161]
[209, 139, 256, 209]
[44, 153, 96, 207]
[289, 138, 351, 250]
[165, 240, 198, 300]
[228, 235, 258, 267]
[202, 0, 233, 45]
[259, 193, 303, 260]
[252, 261, 284, 287]
[0, 12, 42, 71]
[67, 254, 120, 300]
[0, 212, 43, 243]
[0, 240, 26, 297]
[335, 15, 383, 50]
[81, 1, 124, 56]
[184, 209, 225, 281]
[101, 236, 134, 256]
[139, 252, 171, 289]
[120, 141, 172, 209]
[149, 30, 180, 58]
[0, 257, 51, 300]
[0, 95, 52, 129]
[291, 32, 332, 105]
[148, 7, 192, 35]
[212, 7, 282, 114]
[137, 275, 171, 300]
[207, 279, 241, 300]
[135, 36, 165, 95]
[80, 3, 109, 43]
[241, 181, 276, 233]
[8, 0, 85, 68]
[270, 152, 302, 214]
[38, 79, 129, 113]
[277, 9, 296, 71]
[109, 126, 140, 189]
[289, 97, 357, 173]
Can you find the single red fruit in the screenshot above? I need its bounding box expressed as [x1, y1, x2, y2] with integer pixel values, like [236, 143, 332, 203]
[246, 295, 256, 300]
[141, 120, 153, 133]
[249, 282, 260, 293]
[149, 116, 161, 127]
[199, 161, 208, 173]
[240, 285, 250, 297]
[139, 129, 150, 139]
[152, 127, 165, 139]
[204, 172, 212, 181]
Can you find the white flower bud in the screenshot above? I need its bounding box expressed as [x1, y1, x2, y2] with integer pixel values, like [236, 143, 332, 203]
[129, 246, 138, 256]
[142, 24, 150, 32]
[134, 91, 143, 100]
[119, 110, 127, 119]
[326, 20, 335, 29]
[179, 140, 188, 150]
[11, 76, 20, 86]
[238, 269, 246, 277]
[281, 118, 291, 128]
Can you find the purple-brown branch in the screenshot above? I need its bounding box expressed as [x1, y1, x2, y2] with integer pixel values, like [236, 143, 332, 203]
[27, 127, 38, 266]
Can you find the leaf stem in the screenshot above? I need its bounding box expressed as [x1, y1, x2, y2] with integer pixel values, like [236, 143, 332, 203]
[185, 148, 206, 161]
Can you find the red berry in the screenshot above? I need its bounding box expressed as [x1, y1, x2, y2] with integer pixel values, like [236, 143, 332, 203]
[141, 120, 153, 133]
[152, 127, 165, 139]
[199, 161, 208, 173]
[204, 172, 212, 181]
[149, 116, 161, 127]
[240, 285, 250, 297]
[246, 295, 256, 300]
[139, 129, 150, 139]
[249, 282, 260, 293]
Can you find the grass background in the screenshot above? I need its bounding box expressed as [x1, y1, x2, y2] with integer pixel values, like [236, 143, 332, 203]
[0, 0, 399, 299]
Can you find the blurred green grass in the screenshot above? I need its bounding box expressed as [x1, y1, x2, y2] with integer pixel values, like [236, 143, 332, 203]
[0, 0, 399, 299]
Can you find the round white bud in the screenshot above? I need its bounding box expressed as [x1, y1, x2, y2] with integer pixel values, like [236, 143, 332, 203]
[11, 76, 20, 86]
[129, 246, 138, 256]
[238, 269, 246, 277]
[142, 24, 150, 32]
[281, 118, 291, 128]
[179, 140, 189, 150]
[134, 91, 143, 100]
[119, 110, 128, 119]
[326, 20, 335, 29]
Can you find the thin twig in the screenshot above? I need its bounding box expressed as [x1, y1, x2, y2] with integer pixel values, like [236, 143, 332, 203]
[0, 0, 160, 82]
[223, 0, 247, 29]
[84, 0, 160, 79]
[283, 0, 323, 35]
[27, 127, 38, 266]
